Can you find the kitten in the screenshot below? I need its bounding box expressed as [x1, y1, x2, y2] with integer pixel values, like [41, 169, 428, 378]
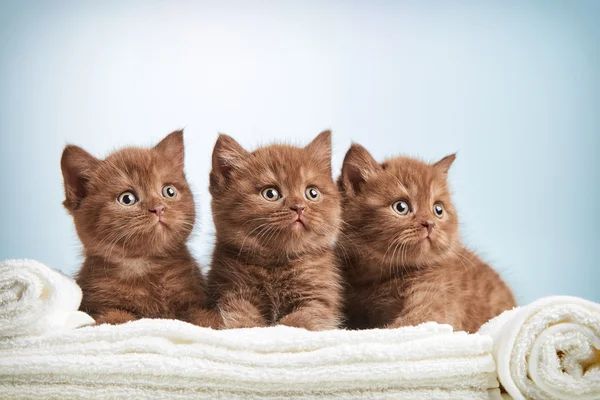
[337, 144, 515, 333]
[61, 130, 217, 326]
[206, 131, 342, 330]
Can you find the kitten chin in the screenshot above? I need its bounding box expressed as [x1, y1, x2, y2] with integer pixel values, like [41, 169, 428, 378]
[61, 130, 218, 327]
[337, 144, 516, 333]
[206, 130, 343, 330]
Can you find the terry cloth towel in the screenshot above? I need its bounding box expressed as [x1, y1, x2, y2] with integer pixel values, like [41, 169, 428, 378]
[0, 259, 501, 399]
[0, 259, 94, 337]
[479, 296, 600, 400]
[0, 322, 501, 399]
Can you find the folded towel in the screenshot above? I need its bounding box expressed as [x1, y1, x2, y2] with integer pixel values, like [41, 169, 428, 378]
[0, 319, 501, 399]
[0, 259, 501, 399]
[0, 259, 94, 337]
[479, 296, 600, 400]
[0, 385, 505, 400]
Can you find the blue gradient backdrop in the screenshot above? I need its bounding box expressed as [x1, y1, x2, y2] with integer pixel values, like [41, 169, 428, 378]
[1, 1, 598, 304]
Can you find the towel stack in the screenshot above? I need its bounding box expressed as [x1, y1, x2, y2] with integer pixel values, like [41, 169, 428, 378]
[0, 259, 500, 399]
[0, 320, 500, 399]
[1, 259, 599, 399]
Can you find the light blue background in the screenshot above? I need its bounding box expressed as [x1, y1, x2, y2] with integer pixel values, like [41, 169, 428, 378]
[1, 1, 598, 305]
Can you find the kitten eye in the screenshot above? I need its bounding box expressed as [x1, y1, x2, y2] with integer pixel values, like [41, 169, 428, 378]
[433, 203, 444, 218]
[261, 187, 281, 201]
[162, 185, 177, 199]
[117, 191, 137, 206]
[392, 200, 410, 215]
[305, 187, 321, 201]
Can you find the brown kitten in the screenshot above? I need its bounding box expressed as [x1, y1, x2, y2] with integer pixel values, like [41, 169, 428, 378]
[337, 144, 516, 333]
[206, 131, 343, 330]
[61, 130, 217, 326]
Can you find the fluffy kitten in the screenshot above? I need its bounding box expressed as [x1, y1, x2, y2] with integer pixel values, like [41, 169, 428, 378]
[61, 130, 216, 326]
[206, 131, 342, 330]
[337, 144, 515, 333]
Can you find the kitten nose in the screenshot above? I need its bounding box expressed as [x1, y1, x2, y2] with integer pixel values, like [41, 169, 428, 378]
[149, 205, 165, 217]
[422, 220, 435, 235]
[290, 204, 306, 215]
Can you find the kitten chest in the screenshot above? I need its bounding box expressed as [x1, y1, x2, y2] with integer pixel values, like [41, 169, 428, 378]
[250, 266, 305, 324]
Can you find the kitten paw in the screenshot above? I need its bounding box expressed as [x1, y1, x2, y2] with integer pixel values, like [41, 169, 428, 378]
[219, 298, 267, 329]
[187, 308, 223, 329]
[94, 309, 137, 325]
[279, 313, 339, 331]
[221, 311, 267, 329]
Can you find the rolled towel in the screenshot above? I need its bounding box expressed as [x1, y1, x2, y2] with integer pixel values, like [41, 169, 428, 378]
[479, 296, 600, 400]
[0, 259, 95, 337]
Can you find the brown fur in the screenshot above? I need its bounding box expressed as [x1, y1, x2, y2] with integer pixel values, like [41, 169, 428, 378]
[61, 130, 218, 326]
[206, 131, 343, 330]
[337, 144, 516, 333]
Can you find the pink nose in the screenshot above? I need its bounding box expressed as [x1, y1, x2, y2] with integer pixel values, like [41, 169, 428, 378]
[290, 204, 306, 215]
[422, 220, 435, 236]
[149, 205, 165, 217]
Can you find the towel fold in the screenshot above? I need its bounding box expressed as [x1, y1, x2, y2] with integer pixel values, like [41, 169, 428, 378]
[0, 385, 504, 400]
[479, 296, 600, 400]
[0, 259, 94, 337]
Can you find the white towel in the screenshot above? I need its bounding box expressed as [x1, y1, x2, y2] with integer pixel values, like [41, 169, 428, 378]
[0, 259, 94, 337]
[0, 259, 501, 399]
[0, 319, 501, 399]
[479, 296, 600, 400]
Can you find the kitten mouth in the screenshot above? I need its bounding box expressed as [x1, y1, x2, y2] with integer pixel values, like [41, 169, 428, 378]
[291, 217, 306, 229]
[420, 235, 433, 245]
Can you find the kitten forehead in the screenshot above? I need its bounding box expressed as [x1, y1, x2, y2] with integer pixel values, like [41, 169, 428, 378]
[104, 147, 152, 168]
[248, 145, 329, 187]
[251, 143, 310, 162]
[92, 147, 182, 190]
[382, 157, 445, 186]
[372, 156, 451, 204]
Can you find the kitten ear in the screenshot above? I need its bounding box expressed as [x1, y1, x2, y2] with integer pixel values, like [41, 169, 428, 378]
[433, 153, 456, 174]
[339, 143, 380, 196]
[305, 130, 332, 173]
[210, 134, 249, 189]
[61, 145, 99, 211]
[155, 130, 185, 169]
